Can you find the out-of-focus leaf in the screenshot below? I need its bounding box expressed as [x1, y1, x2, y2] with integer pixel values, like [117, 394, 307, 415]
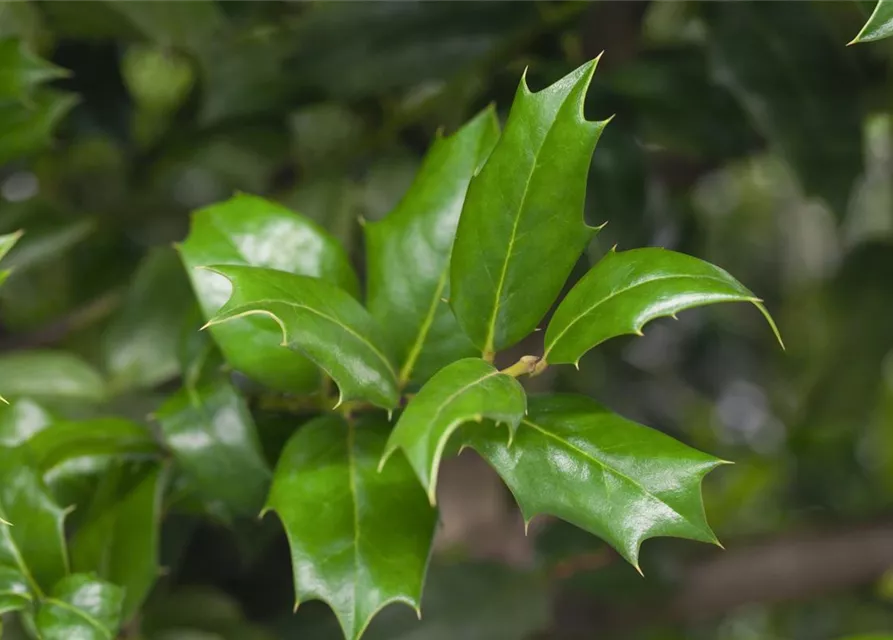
[0, 219, 95, 274]
[179, 194, 359, 394]
[0, 447, 68, 593]
[365, 107, 498, 385]
[851, 0, 893, 43]
[543, 248, 781, 366]
[198, 32, 294, 124]
[0, 39, 67, 102]
[0, 229, 22, 300]
[71, 462, 165, 621]
[155, 378, 270, 520]
[0, 565, 30, 615]
[703, 2, 863, 216]
[450, 59, 607, 355]
[205, 265, 399, 410]
[604, 48, 759, 160]
[0, 351, 105, 403]
[265, 414, 436, 640]
[104, 0, 223, 50]
[141, 586, 276, 640]
[36, 573, 123, 640]
[0, 89, 78, 165]
[0, 3, 44, 43]
[122, 44, 194, 113]
[381, 358, 526, 504]
[0, 398, 53, 446]
[288, 2, 540, 100]
[25, 418, 158, 473]
[465, 394, 725, 569]
[363, 562, 549, 640]
[102, 247, 196, 392]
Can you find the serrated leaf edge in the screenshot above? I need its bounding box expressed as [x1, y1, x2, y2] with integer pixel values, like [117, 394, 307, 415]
[379, 369, 523, 505]
[262, 420, 429, 640]
[476, 416, 728, 571]
[198, 266, 398, 408]
[544, 253, 784, 365]
[479, 57, 607, 355]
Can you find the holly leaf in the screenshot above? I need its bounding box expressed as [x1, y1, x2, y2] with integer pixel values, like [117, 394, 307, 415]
[449, 59, 609, 355]
[0, 39, 68, 103]
[265, 414, 436, 640]
[852, 0, 893, 43]
[204, 265, 399, 410]
[155, 377, 270, 521]
[380, 358, 526, 504]
[36, 573, 124, 640]
[179, 193, 359, 393]
[25, 418, 159, 474]
[365, 107, 499, 386]
[543, 247, 782, 367]
[465, 394, 726, 569]
[0, 447, 68, 593]
[102, 247, 197, 392]
[0, 350, 106, 404]
[70, 462, 166, 621]
[0, 566, 30, 615]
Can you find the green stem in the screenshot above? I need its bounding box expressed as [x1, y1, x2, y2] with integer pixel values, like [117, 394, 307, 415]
[500, 355, 540, 378]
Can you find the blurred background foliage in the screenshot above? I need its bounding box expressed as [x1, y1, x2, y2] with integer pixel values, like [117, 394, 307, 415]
[1, 1, 893, 638]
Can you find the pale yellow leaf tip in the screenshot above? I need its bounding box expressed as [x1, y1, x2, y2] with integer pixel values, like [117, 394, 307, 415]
[633, 563, 644, 577]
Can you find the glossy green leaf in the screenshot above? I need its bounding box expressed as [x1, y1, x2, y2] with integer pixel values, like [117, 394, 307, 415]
[0, 398, 53, 446]
[381, 358, 526, 504]
[155, 378, 270, 520]
[852, 1, 893, 43]
[365, 108, 499, 385]
[25, 418, 158, 474]
[544, 248, 781, 366]
[205, 265, 399, 410]
[703, 3, 862, 216]
[0, 351, 106, 403]
[465, 394, 725, 568]
[0, 447, 68, 593]
[0, 566, 30, 615]
[0, 39, 67, 102]
[449, 59, 608, 355]
[179, 193, 359, 393]
[102, 247, 197, 392]
[265, 414, 436, 640]
[0, 89, 78, 165]
[71, 462, 165, 621]
[36, 573, 124, 640]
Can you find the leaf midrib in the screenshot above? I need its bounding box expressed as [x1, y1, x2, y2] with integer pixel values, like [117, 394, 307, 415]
[0, 516, 46, 598]
[481, 86, 581, 354]
[424, 368, 502, 433]
[398, 268, 449, 386]
[43, 596, 113, 639]
[226, 296, 397, 382]
[521, 418, 710, 537]
[545, 272, 750, 359]
[346, 422, 360, 638]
